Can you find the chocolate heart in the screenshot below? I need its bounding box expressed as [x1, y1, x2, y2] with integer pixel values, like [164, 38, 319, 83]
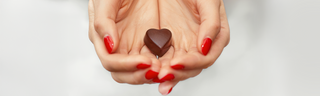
[144, 29, 172, 57]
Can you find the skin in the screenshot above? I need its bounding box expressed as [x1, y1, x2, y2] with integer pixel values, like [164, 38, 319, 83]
[88, 0, 230, 95]
[158, 0, 230, 94]
[88, 0, 161, 84]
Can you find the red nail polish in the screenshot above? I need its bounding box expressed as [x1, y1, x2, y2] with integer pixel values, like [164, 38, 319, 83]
[171, 64, 185, 70]
[136, 64, 151, 69]
[168, 87, 173, 94]
[160, 74, 175, 81]
[104, 36, 114, 54]
[201, 38, 212, 56]
[152, 77, 165, 83]
[145, 70, 158, 80]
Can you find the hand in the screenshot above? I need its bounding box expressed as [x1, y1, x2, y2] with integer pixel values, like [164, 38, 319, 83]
[156, 0, 230, 94]
[88, 0, 161, 84]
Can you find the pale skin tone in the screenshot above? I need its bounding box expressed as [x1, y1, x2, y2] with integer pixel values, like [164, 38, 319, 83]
[88, 0, 230, 95]
[158, 0, 230, 94]
[89, 0, 161, 84]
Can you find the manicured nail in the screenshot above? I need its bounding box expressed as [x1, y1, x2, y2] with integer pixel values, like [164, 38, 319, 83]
[160, 74, 175, 81]
[136, 64, 151, 69]
[152, 77, 165, 83]
[145, 70, 158, 80]
[104, 36, 114, 54]
[201, 38, 212, 56]
[171, 64, 185, 70]
[168, 87, 173, 94]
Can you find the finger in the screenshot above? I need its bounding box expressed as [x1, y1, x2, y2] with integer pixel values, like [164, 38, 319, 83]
[192, 0, 229, 68]
[172, 69, 202, 81]
[100, 54, 153, 72]
[88, 0, 95, 43]
[109, 46, 163, 84]
[140, 46, 162, 80]
[140, 46, 161, 72]
[196, 0, 221, 55]
[161, 56, 203, 81]
[111, 69, 151, 84]
[158, 81, 179, 95]
[93, 0, 120, 54]
[158, 47, 176, 81]
[93, 36, 152, 72]
[219, 0, 230, 47]
[165, 51, 203, 80]
[170, 44, 223, 69]
[88, 0, 103, 44]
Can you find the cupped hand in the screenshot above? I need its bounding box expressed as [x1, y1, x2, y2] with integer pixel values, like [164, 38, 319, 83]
[156, 0, 230, 94]
[88, 0, 161, 84]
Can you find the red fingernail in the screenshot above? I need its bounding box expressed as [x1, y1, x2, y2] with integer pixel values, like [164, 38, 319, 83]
[171, 64, 185, 70]
[160, 74, 175, 81]
[145, 70, 158, 80]
[168, 87, 173, 94]
[201, 38, 212, 56]
[136, 64, 151, 69]
[152, 77, 165, 83]
[104, 36, 114, 54]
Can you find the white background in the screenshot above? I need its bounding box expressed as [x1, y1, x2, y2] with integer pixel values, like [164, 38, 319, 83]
[0, 0, 319, 96]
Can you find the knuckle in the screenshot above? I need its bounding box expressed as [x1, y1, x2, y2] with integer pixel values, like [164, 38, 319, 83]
[93, 19, 104, 32]
[135, 55, 148, 61]
[203, 61, 215, 69]
[225, 31, 231, 47]
[114, 80, 124, 84]
[111, 73, 125, 83]
[102, 63, 116, 72]
[128, 80, 142, 85]
[189, 70, 202, 78]
[126, 77, 144, 85]
[210, 22, 221, 31]
[210, 23, 221, 35]
[132, 72, 145, 84]
[88, 30, 95, 43]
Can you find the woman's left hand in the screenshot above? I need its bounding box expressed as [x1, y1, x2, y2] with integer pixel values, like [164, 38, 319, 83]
[156, 0, 230, 95]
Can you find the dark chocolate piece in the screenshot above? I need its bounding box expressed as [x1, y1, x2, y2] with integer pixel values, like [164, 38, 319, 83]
[144, 29, 172, 57]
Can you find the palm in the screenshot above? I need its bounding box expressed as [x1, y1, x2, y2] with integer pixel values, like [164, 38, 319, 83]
[159, 0, 200, 51]
[115, 0, 159, 54]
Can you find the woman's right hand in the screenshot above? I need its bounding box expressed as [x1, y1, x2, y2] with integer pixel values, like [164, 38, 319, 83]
[88, 0, 161, 84]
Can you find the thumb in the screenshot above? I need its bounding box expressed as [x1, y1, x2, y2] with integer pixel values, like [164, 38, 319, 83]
[196, 0, 221, 55]
[92, 0, 120, 54]
[158, 81, 179, 95]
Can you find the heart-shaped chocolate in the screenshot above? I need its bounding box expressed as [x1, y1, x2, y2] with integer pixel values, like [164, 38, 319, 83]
[144, 29, 172, 57]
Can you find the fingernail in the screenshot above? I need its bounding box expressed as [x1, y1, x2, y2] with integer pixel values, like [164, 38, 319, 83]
[152, 77, 165, 83]
[171, 64, 185, 70]
[168, 87, 173, 94]
[145, 70, 158, 80]
[136, 64, 151, 69]
[104, 36, 114, 54]
[160, 74, 175, 81]
[201, 38, 212, 56]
